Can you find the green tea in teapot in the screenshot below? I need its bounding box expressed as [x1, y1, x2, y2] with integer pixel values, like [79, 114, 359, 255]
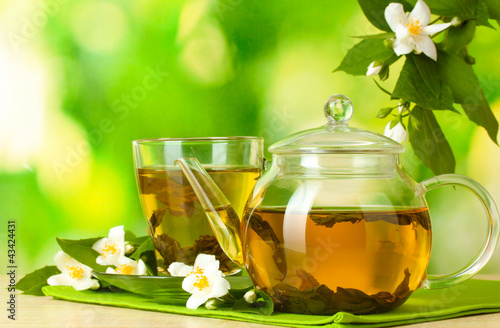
[137, 166, 260, 273]
[244, 207, 431, 314]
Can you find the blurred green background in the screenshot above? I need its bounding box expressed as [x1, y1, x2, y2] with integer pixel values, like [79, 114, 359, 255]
[1, 0, 499, 275]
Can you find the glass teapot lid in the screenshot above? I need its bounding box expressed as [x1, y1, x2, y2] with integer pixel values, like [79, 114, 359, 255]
[268, 94, 405, 154]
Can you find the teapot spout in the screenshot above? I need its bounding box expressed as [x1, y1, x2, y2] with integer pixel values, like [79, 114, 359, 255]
[174, 157, 244, 267]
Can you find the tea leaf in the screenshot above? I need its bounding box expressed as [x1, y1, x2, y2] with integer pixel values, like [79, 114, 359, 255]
[248, 213, 287, 280]
[409, 106, 456, 175]
[57, 237, 107, 272]
[153, 232, 182, 270]
[16, 266, 60, 296]
[310, 212, 364, 228]
[297, 269, 320, 291]
[334, 39, 394, 76]
[193, 234, 236, 274]
[271, 268, 412, 315]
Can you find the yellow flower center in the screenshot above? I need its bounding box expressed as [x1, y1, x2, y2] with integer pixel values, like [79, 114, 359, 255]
[66, 265, 84, 279]
[101, 243, 118, 256]
[193, 275, 209, 291]
[116, 264, 134, 275]
[407, 18, 423, 35]
[187, 267, 204, 276]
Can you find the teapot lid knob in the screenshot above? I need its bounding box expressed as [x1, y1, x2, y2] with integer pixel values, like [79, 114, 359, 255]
[323, 94, 353, 125]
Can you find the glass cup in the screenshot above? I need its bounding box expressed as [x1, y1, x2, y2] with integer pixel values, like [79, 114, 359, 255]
[132, 137, 264, 274]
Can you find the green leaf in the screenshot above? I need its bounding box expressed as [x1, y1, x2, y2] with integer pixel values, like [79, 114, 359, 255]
[350, 32, 395, 39]
[392, 56, 457, 112]
[357, 0, 413, 32]
[443, 20, 476, 54]
[124, 230, 137, 241]
[57, 237, 107, 272]
[409, 106, 456, 174]
[130, 236, 158, 276]
[390, 118, 400, 129]
[476, 0, 496, 28]
[438, 50, 499, 144]
[485, 0, 500, 20]
[91, 272, 253, 301]
[376, 107, 395, 118]
[335, 39, 394, 76]
[411, 54, 441, 97]
[16, 266, 60, 296]
[419, 0, 475, 18]
[129, 235, 151, 246]
[232, 291, 274, 316]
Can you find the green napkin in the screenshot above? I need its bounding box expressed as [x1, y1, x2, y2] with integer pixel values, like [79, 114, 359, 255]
[42, 279, 500, 328]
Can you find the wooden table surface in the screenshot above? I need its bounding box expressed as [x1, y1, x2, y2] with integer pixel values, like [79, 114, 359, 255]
[2, 275, 499, 328]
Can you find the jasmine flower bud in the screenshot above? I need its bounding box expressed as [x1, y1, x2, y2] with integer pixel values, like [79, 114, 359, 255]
[244, 290, 257, 304]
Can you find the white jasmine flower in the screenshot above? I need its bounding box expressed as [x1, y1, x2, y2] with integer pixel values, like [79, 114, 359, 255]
[366, 61, 383, 76]
[385, 0, 451, 60]
[47, 251, 100, 291]
[244, 290, 257, 304]
[124, 242, 135, 255]
[167, 262, 193, 277]
[181, 254, 230, 309]
[384, 121, 408, 145]
[105, 256, 147, 275]
[92, 226, 125, 266]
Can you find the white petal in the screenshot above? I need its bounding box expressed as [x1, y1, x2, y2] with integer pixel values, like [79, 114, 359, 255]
[96, 255, 110, 266]
[193, 254, 216, 269]
[47, 273, 73, 286]
[108, 225, 125, 244]
[385, 122, 408, 145]
[366, 62, 382, 76]
[209, 276, 230, 299]
[385, 3, 408, 32]
[422, 22, 451, 36]
[89, 280, 100, 290]
[106, 267, 116, 274]
[409, 0, 431, 26]
[414, 35, 437, 60]
[168, 262, 193, 277]
[138, 259, 147, 275]
[54, 251, 72, 272]
[204, 260, 220, 275]
[393, 37, 414, 56]
[72, 278, 99, 291]
[395, 24, 409, 41]
[182, 274, 199, 293]
[91, 238, 107, 254]
[186, 295, 208, 309]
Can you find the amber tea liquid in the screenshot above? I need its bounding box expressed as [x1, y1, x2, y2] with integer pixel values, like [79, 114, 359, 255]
[244, 206, 431, 314]
[137, 166, 260, 273]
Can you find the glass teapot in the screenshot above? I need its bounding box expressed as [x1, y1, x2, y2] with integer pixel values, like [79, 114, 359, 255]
[175, 95, 499, 315]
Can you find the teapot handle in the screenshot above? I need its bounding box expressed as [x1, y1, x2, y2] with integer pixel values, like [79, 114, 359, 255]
[420, 174, 499, 289]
